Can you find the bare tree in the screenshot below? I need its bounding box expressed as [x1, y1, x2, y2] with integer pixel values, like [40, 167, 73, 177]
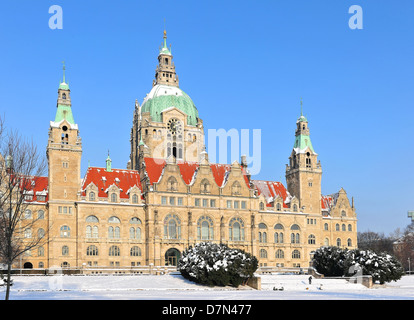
[0, 117, 47, 300]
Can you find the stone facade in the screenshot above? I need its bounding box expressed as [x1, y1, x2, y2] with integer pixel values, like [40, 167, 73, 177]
[16, 31, 358, 270]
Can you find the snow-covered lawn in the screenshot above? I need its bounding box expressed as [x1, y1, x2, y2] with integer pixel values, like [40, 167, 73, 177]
[1, 273, 414, 300]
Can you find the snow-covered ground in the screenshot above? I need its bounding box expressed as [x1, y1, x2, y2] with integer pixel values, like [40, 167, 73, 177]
[1, 273, 414, 300]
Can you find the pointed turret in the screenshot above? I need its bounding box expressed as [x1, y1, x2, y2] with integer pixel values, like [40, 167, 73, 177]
[153, 30, 179, 87]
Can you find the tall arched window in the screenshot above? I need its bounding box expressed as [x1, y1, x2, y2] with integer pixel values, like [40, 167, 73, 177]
[274, 223, 284, 244]
[108, 216, 121, 239]
[290, 224, 300, 244]
[197, 216, 214, 240]
[89, 191, 96, 201]
[259, 249, 268, 259]
[337, 238, 342, 247]
[164, 214, 181, 240]
[258, 223, 267, 243]
[308, 234, 316, 244]
[60, 225, 70, 237]
[275, 249, 284, 259]
[229, 217, 245, 241]
[110, 193, 117, 203]
[87, 245, 99, 256]
[109, 245, 120, 256]
[130, 246, 142, 257]
[292, 250, 301, 259]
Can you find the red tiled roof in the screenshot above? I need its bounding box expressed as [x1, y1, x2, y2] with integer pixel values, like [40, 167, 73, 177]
[251, 180, 289, 208]
[177, 161, 199, 185]
[321, 195, 333, 210]
[143, 157, 250, 189]
[81, 167, 142, 199]
[24, 176, 49, 203]
[210, 163, 231, 187]
[144, 158, 166, 184]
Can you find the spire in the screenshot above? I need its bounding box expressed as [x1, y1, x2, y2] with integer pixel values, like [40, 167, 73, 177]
[160, 29, 171, 55]
[154, 29, 179, 87]
[298, 97, 307, 122]
[59, 61, 70, 90]
[106, 150, 112, 172]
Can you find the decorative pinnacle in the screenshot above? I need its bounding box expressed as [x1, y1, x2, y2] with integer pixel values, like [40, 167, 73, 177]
[62, 61, 66, 83]
[300, 97, 303, 117]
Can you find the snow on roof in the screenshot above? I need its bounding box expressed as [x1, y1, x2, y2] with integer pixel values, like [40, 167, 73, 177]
[81, 167, 142, 199]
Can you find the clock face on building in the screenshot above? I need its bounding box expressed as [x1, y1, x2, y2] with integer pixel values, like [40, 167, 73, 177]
[167, 118, 182, 135]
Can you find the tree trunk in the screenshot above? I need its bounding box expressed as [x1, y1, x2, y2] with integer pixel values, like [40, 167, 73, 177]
[5, 261, 11, 300]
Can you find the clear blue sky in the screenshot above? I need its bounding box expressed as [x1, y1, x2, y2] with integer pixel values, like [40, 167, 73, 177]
[0, 0, 413, 235]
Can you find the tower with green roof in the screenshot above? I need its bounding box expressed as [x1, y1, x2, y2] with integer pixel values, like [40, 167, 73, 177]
[285, 99, 322, 214]
[130, 30, 205, 170]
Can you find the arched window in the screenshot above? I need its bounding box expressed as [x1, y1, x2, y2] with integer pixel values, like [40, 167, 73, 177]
[259, 202, 264, 211]
[347, 238, 352, 247]
[229, 217, 245, 241]
[274, 223, 284, 243]
[292, 204, 298, 212]
[335, 223, 340, 231]
[348, 224, 352, 232]
[25, 209, 32, 219]
[167, 142, 172, 157]
[129, 227, 141, 240]
[342, 224, 346, 231]
[292, 250, 301, 259]
[110, 193, 117, 203]
[276, 203, 282, 211]
[291, 224, 300, 231]
[38, 246, 44, 257]
[130, 246, 142, 257]
[308, 234, 316, 245]
[164, 214, 181, 240]
[197, 216, 214, 240]
[259, 249, 267, 259]
[132, 194, 139, 204]
[109, 245, 120, 256]
[324, 223, 329, 231]
[275, 249, 284, 259]
[87, 245, 99, 256]
[37, 210, 45, 220]
[60, 225, 70, 237]
[324, 238, 329, 246]
[86, 215, 99, 223]
[37, 228, 45, 239]
[337, 238, 342, 247]
[89, 191, 96, 201]
[62, 93, 66, 100]
[341, 210, 346, 217]
[259, 223, 267, 243]
[109, 216, 121, 223]
[178, 144, 183, 159]
[291, 233, 300, 244]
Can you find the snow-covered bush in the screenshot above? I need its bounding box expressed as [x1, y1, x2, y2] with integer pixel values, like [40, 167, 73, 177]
[178, 242, 258, 287]
[313, 246, 404, 284]
[312, 246, 348, 276]
[344, 249, 404, 284]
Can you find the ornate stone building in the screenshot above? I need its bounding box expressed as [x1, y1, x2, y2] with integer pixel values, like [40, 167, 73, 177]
[16, 31, 357, 270]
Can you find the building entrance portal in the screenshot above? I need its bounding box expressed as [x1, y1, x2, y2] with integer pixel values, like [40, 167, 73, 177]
[165, 248, 180, 266]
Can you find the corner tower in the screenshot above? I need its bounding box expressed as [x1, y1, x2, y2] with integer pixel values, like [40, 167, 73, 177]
[47, 63, 82, 201]
[130, 30, 205, 170]
[285, 100, 322, 214]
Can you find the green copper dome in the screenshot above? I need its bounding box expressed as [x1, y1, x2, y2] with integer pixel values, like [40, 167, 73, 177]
[141, 84, 199, 126]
